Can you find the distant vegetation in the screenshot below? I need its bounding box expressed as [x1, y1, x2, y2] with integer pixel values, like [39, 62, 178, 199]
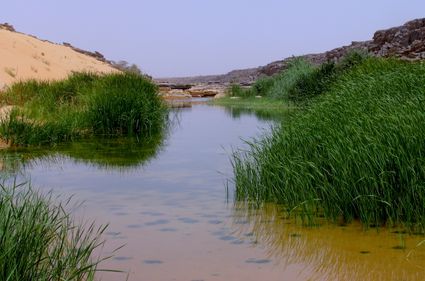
[232, 56, 425, 230]
[228, 51, 369, 102]
[111, 60, 152, 79]
[0, 182, 110, 280]
[0, 72, 167, 146]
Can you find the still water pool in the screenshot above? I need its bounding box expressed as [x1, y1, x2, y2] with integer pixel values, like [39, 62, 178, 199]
[2, 104, 425, 281]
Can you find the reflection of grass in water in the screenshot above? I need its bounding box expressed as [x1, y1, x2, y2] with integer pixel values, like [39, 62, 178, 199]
[222, 106, 287, 122]
[212, 97, 291, 119]
[231, 202, 425, 281]
[1, 132, 165, 172]
[60, 135, 164, 169]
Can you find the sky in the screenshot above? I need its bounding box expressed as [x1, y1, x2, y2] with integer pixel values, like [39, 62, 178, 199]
[2, 0, 425, 77]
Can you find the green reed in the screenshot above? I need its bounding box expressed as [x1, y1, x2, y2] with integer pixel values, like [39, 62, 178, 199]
[0, 72, 167, 145]
[233, 58, 425, 230]
[0, 181, 114, 280]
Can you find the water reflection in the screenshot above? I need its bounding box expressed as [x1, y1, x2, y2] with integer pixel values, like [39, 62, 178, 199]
[231, 202, 425, 280]
[221, 106, 285, 121]
[0, 133, 165, 173]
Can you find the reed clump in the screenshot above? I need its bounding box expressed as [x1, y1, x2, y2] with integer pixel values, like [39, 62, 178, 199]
[0, 181, 110, 280]
[233, 58, 425, 229]
[0, 72, 167, 146]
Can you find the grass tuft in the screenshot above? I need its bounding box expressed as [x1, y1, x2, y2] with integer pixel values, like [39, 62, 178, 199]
[0, 181, 112, 280]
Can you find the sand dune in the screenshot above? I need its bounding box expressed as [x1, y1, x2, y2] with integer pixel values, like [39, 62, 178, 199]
[0, 28, 118, 90]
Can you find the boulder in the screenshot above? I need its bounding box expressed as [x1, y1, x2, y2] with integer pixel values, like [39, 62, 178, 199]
[161, 89, 191, 100]
[187, 84, 226, 97]
[214, 92, 227, 99]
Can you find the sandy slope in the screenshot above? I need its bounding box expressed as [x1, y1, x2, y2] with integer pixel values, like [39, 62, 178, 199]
[0, 28, 118, 89]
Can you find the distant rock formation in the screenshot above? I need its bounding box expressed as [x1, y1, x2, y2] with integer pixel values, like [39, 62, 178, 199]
[157, 18, 425, 86]
[371, 18, 425, 59]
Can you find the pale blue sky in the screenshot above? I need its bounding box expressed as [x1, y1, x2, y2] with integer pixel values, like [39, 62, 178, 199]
[2, 1, 424, 77]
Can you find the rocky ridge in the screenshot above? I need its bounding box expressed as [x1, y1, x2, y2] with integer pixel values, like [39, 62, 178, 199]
[156, 18, 425, 94]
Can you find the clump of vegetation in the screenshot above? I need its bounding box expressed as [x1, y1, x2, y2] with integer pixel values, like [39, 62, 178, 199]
[227, 58, 315, 99]
[86, 73, 164, 136]
[0, 72, 167, 146]
[233, 58, 425, 230]
[287, 50, 370, 102]
[251, 76, 276, 96]
[268, 58, 316, 100]
[286, 61, 336, 102]
[228, 76, 275, 98]
[227, 51, 369, 102]
[0, 181, 111, 280]
[111, 60, 151, 79]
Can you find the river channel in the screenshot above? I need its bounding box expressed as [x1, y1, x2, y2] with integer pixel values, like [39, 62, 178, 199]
[2, 104, 425, 281]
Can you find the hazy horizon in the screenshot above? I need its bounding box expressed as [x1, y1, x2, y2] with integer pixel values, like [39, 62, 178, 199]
[3, 0, 425, 77]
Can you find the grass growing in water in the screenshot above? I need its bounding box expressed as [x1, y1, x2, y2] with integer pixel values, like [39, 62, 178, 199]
[0, 72, 167, 145]
[233, 58, 425, 230]
[0, 181, 112, 280]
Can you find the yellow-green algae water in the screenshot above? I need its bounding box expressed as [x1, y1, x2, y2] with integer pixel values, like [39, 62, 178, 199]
[1, 104, 424, 281]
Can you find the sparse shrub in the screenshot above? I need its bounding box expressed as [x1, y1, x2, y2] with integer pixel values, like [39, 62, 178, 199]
[112, 60, 144, 76]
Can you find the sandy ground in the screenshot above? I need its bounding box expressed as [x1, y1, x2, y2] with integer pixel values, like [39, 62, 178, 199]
[0, 28, 118, 89]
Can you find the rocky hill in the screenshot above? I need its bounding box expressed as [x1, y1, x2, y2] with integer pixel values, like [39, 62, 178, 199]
[156, 18, 425, 86]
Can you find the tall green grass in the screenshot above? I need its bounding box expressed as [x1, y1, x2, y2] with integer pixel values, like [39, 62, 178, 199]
[227, 51, 369, 101]
[0, 72, 167, 146]
[227, 58, 315, 99]
[287, 51, 369, 102]
[233, 58, 425, 230]
[228, 76, 275, 98]
[0, 181, 113, 280]
[268, 58, 316, 100]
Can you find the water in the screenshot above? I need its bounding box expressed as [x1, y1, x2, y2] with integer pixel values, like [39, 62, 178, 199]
[2, 104, 425, 281]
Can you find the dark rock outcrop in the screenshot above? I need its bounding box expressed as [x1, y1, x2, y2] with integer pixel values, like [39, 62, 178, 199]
[370, 18, 425, 59]
[63, 42, 108, 63]
[0, 23, 15, 32]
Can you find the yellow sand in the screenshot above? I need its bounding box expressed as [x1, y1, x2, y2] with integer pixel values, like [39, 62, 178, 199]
[0, 28, 119, 89]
